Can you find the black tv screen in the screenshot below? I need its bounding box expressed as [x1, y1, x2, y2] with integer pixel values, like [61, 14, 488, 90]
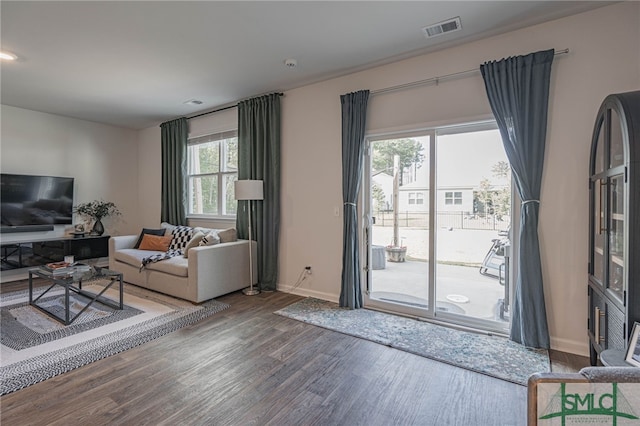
[1, 173, 74, 229]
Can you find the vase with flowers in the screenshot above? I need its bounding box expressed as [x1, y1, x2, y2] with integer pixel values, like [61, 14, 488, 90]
[73, 200, 121, 236]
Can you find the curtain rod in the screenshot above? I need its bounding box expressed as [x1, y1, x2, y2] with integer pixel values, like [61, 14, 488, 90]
[187, 92, 284, 120]
[371, 48, 569, 96]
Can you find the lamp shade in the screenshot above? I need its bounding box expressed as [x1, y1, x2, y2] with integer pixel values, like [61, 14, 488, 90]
[235, 180, 264, 201]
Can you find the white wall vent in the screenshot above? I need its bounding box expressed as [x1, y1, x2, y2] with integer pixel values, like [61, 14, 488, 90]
[422, 17, 462, 38]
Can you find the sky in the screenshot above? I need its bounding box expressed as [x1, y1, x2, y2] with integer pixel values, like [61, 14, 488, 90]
[385, 129, 510, 189]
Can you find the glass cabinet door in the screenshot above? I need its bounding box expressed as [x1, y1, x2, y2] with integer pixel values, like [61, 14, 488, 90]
[608, 174, 625, 301]
[592, 179, 605, 284]
[609, 109, 625, 168]
[591, 120, 606, 285]
[594, 121, 605, 175]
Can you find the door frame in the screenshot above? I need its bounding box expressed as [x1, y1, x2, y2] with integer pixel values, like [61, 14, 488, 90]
[362, 120, 513, 335]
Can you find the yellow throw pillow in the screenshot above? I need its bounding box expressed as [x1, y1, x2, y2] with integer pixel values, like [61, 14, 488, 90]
[138, 234, 172, 251]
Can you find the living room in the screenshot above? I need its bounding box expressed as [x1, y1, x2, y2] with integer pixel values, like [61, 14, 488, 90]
[1, 1, 639, 423]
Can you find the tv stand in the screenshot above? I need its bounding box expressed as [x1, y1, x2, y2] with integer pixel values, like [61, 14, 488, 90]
[0, 225, 55, 234]
[1, 235, 109, 271]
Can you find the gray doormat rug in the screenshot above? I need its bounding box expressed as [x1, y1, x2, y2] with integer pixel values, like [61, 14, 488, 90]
[0, 281, 229, 395]
[275, 297, 550, 386]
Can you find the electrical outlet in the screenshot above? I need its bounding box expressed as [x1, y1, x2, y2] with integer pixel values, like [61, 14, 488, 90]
[305, 265, 312, 274]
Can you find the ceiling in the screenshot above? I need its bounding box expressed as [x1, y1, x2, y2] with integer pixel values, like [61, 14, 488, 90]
[1, 1, 612, 130]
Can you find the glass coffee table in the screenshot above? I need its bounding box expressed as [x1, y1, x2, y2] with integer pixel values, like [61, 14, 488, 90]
[29, 265, 123, 325]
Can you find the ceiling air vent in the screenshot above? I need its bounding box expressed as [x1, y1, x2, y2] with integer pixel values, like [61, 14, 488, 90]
[422, 17, 462, 38]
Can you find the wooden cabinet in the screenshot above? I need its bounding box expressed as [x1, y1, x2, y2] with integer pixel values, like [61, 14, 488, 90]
[588, 90, 640, 365]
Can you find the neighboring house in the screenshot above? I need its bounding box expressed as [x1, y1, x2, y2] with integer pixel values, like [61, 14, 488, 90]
[371, 172, 393, 211]
[397, 183, 508, 214]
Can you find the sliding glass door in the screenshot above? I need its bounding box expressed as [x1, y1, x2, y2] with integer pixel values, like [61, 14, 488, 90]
[364, 122, 512, 334]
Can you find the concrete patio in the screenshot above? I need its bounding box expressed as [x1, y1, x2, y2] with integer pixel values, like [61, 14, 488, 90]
[370, 226, 509, 325]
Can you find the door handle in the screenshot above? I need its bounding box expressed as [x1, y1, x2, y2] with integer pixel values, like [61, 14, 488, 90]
[594, 306, 605, 344]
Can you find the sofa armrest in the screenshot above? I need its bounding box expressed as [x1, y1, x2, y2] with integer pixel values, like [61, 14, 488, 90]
[188, 240, 257, 301]
[109, 235, 138, 253]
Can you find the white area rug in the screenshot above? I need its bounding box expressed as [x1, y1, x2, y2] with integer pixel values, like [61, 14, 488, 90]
[0, 281, 229, 395]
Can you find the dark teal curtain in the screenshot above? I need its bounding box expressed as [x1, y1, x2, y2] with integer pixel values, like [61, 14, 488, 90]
[339, 90, 370, 309]
[480, 49, 554, 348]
[237, 93, 281, 291]
[160, 117, 188, 226]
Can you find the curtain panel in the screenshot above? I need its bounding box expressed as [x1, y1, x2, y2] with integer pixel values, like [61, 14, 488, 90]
[480, 49, 554, 348]
[160, 117, 188, 226]
[339, 90, 370, 309]
[237, 93, 281, 291]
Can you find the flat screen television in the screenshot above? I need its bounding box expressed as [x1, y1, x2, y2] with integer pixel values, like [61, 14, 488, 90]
[1, 173, 74, 233]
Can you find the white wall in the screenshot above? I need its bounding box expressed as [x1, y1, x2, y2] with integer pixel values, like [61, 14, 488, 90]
[277, 2, 640, 356]
[0, 105, 140, 241]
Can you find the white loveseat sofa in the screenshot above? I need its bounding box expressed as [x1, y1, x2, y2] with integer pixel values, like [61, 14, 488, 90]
[109, 226, 256, 303]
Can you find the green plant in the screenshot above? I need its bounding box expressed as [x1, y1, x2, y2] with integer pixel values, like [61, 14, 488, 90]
[73, 200, 121, 220]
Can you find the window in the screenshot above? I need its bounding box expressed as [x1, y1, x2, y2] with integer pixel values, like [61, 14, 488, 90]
[187, 130, 238, 217]
[409, 192, 425, 205]
[445, 191, 462, 205]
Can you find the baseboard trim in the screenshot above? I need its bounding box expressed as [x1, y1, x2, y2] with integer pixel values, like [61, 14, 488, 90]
[550, 336, 590, 357]
[277, 284, 338, 304]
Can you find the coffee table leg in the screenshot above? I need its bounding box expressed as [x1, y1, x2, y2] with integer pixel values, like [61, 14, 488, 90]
[28, 271, 33, 304]
[119, 275, 123, 309]
[65, 284, 70, 325]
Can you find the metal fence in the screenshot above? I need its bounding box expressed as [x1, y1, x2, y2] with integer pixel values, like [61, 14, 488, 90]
[373, 211, 510, 231]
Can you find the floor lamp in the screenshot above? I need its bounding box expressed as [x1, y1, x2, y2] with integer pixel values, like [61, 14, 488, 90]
[235, 180, 263, 296]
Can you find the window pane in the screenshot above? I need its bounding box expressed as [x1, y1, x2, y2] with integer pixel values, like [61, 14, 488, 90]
[189, 176, 218, 215]
[593, 118, 605, 175]
[225, 137, 238, 172]
[189, 142, 220, 174]
[609, 109, 624, 168]
[224, 174, 238, 215]
[608, 174, 625, 301]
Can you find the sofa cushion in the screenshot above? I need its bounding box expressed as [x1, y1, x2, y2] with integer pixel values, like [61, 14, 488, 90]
[144, 255, 189, 277]
[134, 228, 166, 249]
[161, 222, 177, 233]
[114, 248, 165, 267]
[217, 228, 237, 243]
[114, 248, 189, 277]
[183, 231, 205, 258]
[193, 226, 215, 236]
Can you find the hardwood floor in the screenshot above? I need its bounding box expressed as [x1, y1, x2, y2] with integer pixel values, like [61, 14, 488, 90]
[0, 281, 589, 425]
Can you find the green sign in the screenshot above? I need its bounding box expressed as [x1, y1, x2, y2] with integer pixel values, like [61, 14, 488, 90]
[539, 383, 638, 425]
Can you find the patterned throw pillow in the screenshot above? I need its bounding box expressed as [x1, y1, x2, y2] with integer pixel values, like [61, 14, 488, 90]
[169, 226, 194, 251]
[199, 231, 221, 246]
